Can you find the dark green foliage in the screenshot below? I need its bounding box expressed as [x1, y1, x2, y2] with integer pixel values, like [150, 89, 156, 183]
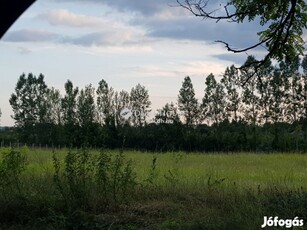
[178, 76, 200, 126]
[96, 151, 137, 206]
[0, 147, 27, 198]
[202, 73, 226, 124]
[52, 150, 137, 212]
[155, 102, 180, 125]
[96, 79, 115, 128]
[178, 0, 307, 70]
[6, 55, 307, 152]
[1, 149, 307, 229]
[221, 65, 241, 122]
[145, 154, 158, 185]
[130, 83, 151, 126]
[9, 73, 49, 143]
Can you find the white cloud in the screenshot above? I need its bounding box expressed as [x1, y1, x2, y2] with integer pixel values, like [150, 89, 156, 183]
[36, 9, 147, 47]
[180, 60, 228, 77]
[37, 9, 104, 28]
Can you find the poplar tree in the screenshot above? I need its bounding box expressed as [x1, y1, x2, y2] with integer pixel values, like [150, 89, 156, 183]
[46, 87, 63, 125]
[77, 84, 96, 128]
[61, 80, 79, 126]
[96, 79, 115, 126]
[202, 73, 226, 125]
[178, 76, 200, 126]
[114, 90, 130, 126]
[61, 80, 79, 145]
[130, 83, 151, 126]
[220, 65, 241, 122]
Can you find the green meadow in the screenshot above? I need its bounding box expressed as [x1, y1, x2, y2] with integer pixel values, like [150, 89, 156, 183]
[26, 149, 307, 189]
[1, 148, 307, 229]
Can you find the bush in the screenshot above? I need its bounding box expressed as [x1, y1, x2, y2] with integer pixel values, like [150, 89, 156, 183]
[0, 147, 28, 199]
[53, 149, 137, 212]
[96, 151, 137, 206]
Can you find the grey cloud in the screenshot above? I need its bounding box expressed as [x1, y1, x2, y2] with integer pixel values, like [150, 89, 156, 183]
[48, 0, 265, 44]
[3, 29, 58, 42]
[103, 0, 173, 15]
[60, 32, 110, 46]
[51, 0, 173, 15]
[143, 17, 262, 49]
[108, 1, 266, 52]
[4, 30, 141, 48]
[47, 0, 264, 51]
[98, 0, 264, 49]
[2, 29, 109, 47]
[213, 53, 249, 65]
[12, 0, 268, 54]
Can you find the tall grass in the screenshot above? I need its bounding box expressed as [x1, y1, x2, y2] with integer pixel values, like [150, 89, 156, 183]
[1, 148, 307, 229]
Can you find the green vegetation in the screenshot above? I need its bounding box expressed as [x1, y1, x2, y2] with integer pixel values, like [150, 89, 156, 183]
[1, 147, 307, 229]
[177, 0, 307, 69]
[2, 1, 307, 228]
[4, 55, 307, 152]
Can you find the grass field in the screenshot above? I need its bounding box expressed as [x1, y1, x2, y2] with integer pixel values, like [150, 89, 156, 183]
[1, 148, 307, 229]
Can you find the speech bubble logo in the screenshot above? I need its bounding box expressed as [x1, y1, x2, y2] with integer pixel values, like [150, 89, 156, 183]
[120, 108, 132, 120]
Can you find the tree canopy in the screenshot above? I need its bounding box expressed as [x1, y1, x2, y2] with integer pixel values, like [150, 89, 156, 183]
[177, 0, 307, 71]
[4, 56, 307, 152]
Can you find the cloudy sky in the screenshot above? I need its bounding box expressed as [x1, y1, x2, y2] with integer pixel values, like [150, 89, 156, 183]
[0, 0, 264, 126]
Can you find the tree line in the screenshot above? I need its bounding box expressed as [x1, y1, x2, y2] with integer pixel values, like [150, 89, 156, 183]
[4, 55, 307, 152]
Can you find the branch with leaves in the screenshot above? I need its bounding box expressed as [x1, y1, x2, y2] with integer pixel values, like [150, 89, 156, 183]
[177, 0, 307, 82]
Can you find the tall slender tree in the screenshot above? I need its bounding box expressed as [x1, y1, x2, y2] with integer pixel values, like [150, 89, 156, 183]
[76, 84, 97, 146]
[96, 79, 115, 126]
[178, 76, 199, 126]
[255, 59, 273, 125]
[77, 84, 96, 128]
[202, 73, 226, 125]
[269, 67, 289, 123]
[114, 90, 130, 126]
[240, 56, 262, 150]
[61, 80, 79, 126]
[300, 55, 307, 146]
[46, 87, 63, 125]
[301, 56, 307, 118]
[130, 83, 151, 126]
[281, 57, 301, 123]
[241, 56, 261, 125]
[220, 65, 241, 122]
[61, 80, 79, 145]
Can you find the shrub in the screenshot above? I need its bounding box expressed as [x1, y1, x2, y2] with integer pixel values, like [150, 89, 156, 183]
[0, 147, 28, 199]
[96, 151, 137, 207]
[53, 149, 137, 212]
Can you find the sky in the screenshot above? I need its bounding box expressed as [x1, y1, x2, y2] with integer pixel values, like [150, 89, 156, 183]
[0, 0, 265, 126]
